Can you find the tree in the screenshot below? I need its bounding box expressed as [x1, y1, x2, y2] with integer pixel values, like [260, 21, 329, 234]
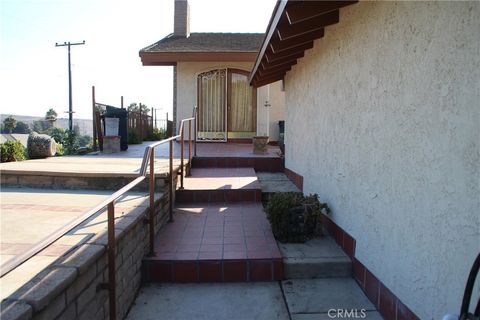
[3, 116, 17, 133]
[45, 108, 58, 119]
[12, 121, 31, 134]
[33, 120, 48, 133]
[127, 103, 150, 114]
[45, 108, 57, 128]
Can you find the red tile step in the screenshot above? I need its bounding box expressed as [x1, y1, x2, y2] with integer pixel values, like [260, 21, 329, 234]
[142, 202, 284, 282]
[192, 157, 284, 172]
[176, 168, 262, 203]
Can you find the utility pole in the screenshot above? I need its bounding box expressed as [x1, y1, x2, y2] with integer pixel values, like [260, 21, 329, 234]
[55, 40, 85, 132]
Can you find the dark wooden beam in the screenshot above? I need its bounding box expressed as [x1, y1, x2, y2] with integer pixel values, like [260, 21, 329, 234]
[270, 28, 324, 53]
[285, 1, 357, 25]
[253, 74, 285, 88]
[277, 10, 339, 40]
[254, 67, 286, 82]
[260, 60, 296, 76]
[265, 42, 314, 63]
[262, 52, 303, 69]
[259, 65, 292, 77]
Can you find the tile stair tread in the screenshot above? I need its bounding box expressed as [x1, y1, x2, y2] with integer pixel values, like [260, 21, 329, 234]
[182, 168, 261, 191]
[279, 237, 352, 279]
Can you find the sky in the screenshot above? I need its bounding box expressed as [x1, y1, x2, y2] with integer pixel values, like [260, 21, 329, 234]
[0, 0, 276, 120]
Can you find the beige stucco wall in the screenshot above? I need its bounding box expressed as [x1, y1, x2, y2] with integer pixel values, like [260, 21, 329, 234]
[176, 62, 285, 141]
[256, 80, 285, 140]
[284, 1, 479, 319]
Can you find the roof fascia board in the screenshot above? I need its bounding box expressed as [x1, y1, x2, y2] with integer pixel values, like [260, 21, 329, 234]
[285, 1, 355, 24]
[249, 0, 289, 84]
[140, 51, 257, 65]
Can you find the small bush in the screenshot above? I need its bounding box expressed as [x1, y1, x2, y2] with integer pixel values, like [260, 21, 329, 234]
[63, 130, 79, 155]
[46, 127, 67, 144]
[265, 192, 330, 243]
[144, 127, 167, 141]
[77, 135, 92, 147]
[56, 144, 64, 156]
[128, 129, 141, 144]
[1, 141, 27, 162]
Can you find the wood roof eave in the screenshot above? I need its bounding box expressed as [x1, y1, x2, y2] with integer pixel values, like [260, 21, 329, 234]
[249, 0, 358, 88]
[139, 51, 259, 66]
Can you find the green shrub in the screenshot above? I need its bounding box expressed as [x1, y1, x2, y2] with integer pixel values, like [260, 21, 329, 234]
[55, 144, 64, 156]
[265, 192, 330, 243]
[128, 129, 141, 144]
[63, 130, 79, 155]
[1, 141, 27, 162]
[46, 127, 67, 144]
[144, 127, 167, 141]
[78, 135, 92, 147]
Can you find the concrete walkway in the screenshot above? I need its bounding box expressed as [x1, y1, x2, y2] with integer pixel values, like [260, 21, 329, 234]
[127, 278, 383, 320]
[256, 172, 300, 193]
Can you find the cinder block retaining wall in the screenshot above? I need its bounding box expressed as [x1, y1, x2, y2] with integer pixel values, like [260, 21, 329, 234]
[1, 174, 177, 320]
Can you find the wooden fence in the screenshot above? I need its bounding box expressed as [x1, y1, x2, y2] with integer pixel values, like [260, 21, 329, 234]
[128, 111, 152, 142]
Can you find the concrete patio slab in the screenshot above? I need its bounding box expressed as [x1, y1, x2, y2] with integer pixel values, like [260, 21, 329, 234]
[282, 278, 376, 315]
[126, 282, 289, 320]
[0, 156, 181, 178]
[0, 187, 162, 300]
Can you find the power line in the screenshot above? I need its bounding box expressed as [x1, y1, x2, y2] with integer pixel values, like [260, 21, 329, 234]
[55, 40, 85, 132]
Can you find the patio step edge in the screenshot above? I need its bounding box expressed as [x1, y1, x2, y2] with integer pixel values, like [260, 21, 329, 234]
[283, 256, 352, 279]
[142, 258, 284, 283]
[192, 156, 284, 172]
[175, 189, 262, 203]
[1, 173, 168, 191]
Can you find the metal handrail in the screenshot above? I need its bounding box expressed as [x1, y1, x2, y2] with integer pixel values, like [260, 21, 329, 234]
[0, 107, 197, 320]
[0, 176, 146, 278]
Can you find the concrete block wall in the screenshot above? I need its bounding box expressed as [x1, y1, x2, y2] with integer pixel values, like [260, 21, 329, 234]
[1, 174, 178, 320]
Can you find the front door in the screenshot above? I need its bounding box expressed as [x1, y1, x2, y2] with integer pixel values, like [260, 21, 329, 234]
[197, 68, 256, 141]
[227, 69, 256, 139]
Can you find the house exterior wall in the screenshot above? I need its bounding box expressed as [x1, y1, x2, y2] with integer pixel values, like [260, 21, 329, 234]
[176, 61, 285, 141]
[256, 80, 285, 140]
[284, 2, 479, 319]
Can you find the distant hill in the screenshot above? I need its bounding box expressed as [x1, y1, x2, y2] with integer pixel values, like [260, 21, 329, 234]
[0, 114, 92, 136]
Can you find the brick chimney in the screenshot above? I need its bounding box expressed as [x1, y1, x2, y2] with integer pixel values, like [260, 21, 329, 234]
[173, 0, 190, 38]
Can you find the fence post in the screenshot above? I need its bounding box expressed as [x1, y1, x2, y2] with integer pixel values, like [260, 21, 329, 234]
[92, 86, 97, 151]
[107, 202, 116, 320]
[151, 108, 154, 132]
[188, 121, 192, 176]
[149, 148, 155, 255]
[194, 107, 197, 156]
[139, 111, 143, 141]
[168, 139, 174, 222]
[180, 128, 184, 189]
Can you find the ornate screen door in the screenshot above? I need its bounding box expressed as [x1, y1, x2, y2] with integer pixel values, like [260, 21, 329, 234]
[197, 69, 227, 141]
[197, 68, 256, 142]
